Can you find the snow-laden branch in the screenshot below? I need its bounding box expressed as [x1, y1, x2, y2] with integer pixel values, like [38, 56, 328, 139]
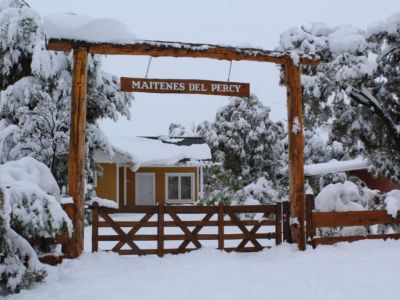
[349, 87, 400, 148]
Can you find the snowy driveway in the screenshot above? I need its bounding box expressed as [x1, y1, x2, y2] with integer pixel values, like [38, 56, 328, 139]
[7, 239, 400, 300]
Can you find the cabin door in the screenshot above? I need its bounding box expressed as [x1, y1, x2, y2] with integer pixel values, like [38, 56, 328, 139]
[135, 173, 155, 205]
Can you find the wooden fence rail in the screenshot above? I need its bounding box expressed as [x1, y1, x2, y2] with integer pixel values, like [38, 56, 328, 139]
[305, 195, 400, 247]
[91, 202, 290, 256]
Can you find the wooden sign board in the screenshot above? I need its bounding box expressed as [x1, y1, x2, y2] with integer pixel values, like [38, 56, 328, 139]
[120, 77, 250, 97]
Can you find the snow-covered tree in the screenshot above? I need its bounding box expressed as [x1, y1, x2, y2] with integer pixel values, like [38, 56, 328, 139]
[0, 157, 72, 294]
[277, 15, 400, 181]
[0, 0, 133, 187]
[198, 95, 286, 196]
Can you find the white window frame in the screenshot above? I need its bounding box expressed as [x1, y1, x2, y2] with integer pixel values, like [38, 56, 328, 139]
[165, 173, 195, 204]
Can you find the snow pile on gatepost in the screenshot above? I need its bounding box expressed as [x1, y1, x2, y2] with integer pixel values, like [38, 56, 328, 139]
[0, 157, 72, 293]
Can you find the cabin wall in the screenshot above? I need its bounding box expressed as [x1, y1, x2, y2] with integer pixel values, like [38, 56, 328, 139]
[94, 163, 199, 207]
[95, 163, 117, 201]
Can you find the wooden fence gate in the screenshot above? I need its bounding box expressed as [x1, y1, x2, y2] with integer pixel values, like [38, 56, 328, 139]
[305, 195, 400, 247]
[91, 202, 290, 256]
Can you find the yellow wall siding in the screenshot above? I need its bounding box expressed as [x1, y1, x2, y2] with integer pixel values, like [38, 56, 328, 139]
[95, 164, 199, 207]
[95, 163, 117, 202]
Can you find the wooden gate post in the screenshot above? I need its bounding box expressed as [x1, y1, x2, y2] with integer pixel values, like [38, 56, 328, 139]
[285, 61, 306, 251]
[62, 47, 89, 257]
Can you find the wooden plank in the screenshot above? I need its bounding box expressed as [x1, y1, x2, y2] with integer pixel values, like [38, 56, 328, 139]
[223, 247, 268, 253]
[313, 233, 400, 247]
[218, 203, 224, 250]
[92, 202, 99, 252]
[98, 235, 158, 241]
[63, 47, 88, 257]
[46, 39, 320, 65]
[224, 233, 275, 240]
[285, 61, 306, 251]
[117, 249, 158, 255]
[275, 204, 282, 245]
[305, 194, 315, 241]
[312, 210, 399, 228]
[158, 203, 164, 257]
[164, 206, 217, 214]
[99, 205, 158, 214]
[164, 234, 218, 240]
[225, 205, 277, 214]
[121, 77, 250, 97]
[97, 219, 275, 227]
[282, 201, 291, 243]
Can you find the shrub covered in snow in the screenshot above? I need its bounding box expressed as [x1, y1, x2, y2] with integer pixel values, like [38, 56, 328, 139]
[200, 166, 280, 207]
[0, 157, 72, 294]
[314, 180, 381, 237]
[383, 190, 400, 218]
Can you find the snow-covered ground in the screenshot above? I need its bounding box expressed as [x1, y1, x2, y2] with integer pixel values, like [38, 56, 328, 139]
[6, 237, 400, 299]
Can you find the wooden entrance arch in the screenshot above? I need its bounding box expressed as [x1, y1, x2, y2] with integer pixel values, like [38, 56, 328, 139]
[46, 39, 319, 255]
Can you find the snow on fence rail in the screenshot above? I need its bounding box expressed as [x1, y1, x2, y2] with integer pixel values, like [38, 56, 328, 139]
[305, 195, 400, 247]
[91, 202, 290, 256]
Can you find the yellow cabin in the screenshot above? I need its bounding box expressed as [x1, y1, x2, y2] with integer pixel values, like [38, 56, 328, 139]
[92, 136, 213, 208]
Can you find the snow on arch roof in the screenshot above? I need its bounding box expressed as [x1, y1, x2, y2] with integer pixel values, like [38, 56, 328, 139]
[94, 135, 213, 171]
[43, 13, 319, 65]
[304, 158, 370, 177]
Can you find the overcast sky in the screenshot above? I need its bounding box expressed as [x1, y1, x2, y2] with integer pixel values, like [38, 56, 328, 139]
[30, 0, 399, 137]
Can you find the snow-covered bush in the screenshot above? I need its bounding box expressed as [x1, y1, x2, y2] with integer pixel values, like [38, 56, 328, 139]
[315, 181, 380, 237]
[384, 190, 400, 218]
[0, 157, 72, 294]
[199, 166, 245, 206]
[243, 177, 282, 204]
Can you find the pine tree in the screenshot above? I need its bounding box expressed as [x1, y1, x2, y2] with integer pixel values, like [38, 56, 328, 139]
[199, 95, 286, 195]
[277, 17, 400, 181]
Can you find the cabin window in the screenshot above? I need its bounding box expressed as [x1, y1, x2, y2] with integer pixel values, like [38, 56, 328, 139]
[166, 173, 194, 203]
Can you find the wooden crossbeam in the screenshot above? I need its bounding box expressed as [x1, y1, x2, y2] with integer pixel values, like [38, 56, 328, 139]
[46, 38, 319, 65]
[112, 212, 155, 252]
[226, 212, 263, 250]
[100, 211, 141, 252]
[177, 213, 214, 250]
[167, 209, 202, 249]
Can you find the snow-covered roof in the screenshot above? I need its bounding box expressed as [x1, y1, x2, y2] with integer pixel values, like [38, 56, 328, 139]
[304, 158, 370, 177]
[94, 136, 212, 171]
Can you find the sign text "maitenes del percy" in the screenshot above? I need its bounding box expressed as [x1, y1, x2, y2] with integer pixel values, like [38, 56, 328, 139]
[120, 77, 250, 97]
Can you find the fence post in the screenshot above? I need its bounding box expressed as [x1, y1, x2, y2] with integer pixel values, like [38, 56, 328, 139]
[218, 203, 224, 250]
[282, 201, 291, 243]
[305, 194, 315, 243]
[157, 203, 164, 257]
[275, 203, 282, 245]
[91, 202, 99, 252]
